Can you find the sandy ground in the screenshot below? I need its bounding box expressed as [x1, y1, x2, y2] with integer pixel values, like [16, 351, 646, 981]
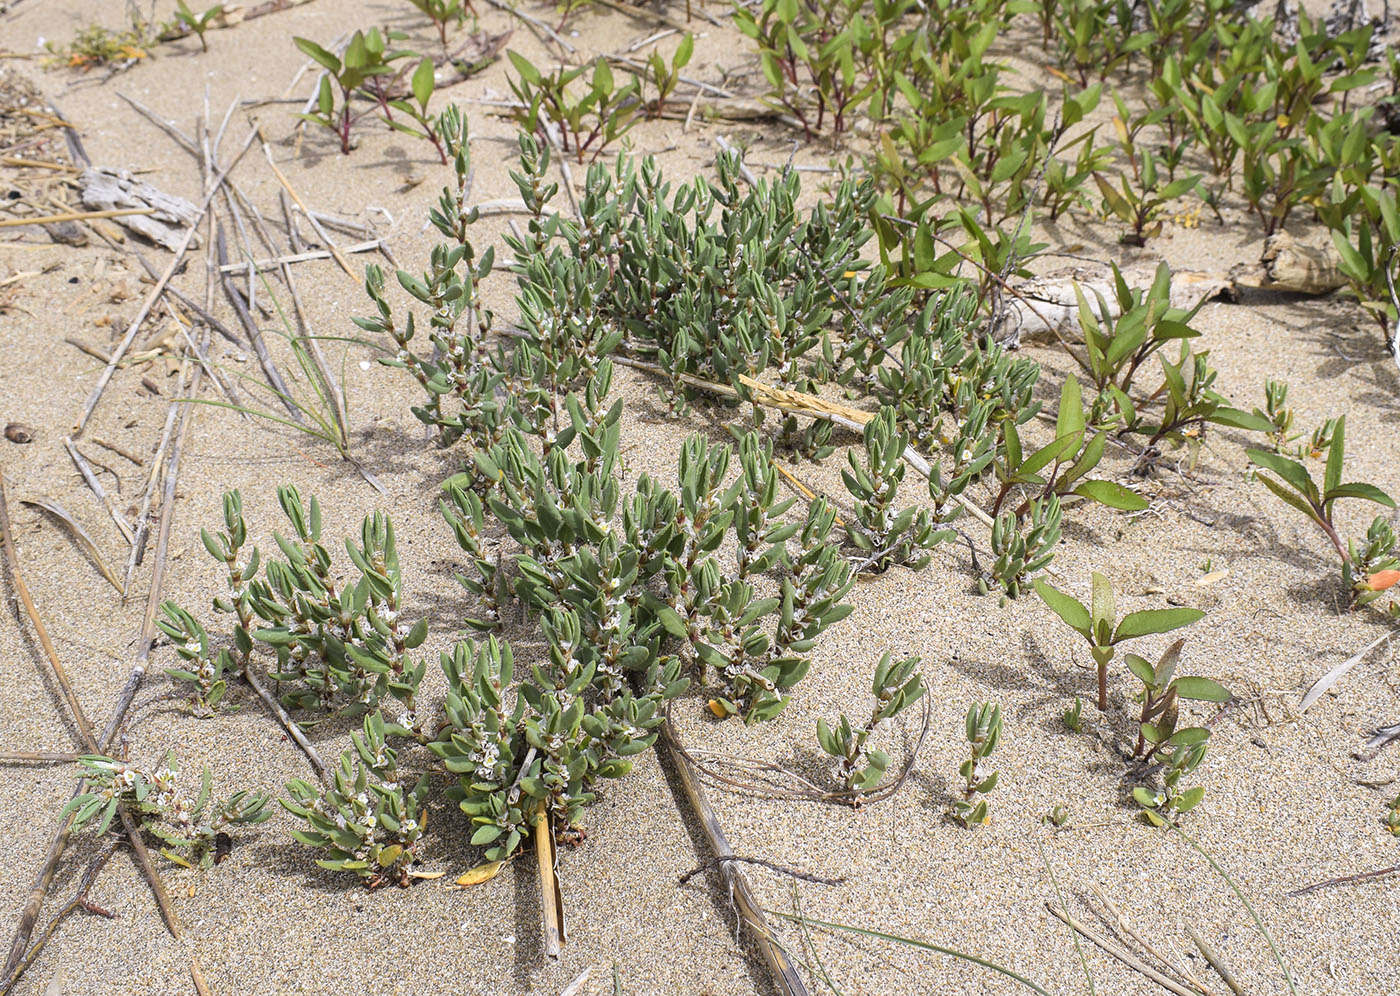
[0, 0, 1397, 994]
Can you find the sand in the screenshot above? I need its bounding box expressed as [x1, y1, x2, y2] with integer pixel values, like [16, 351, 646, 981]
[0, 0, 1397, 994]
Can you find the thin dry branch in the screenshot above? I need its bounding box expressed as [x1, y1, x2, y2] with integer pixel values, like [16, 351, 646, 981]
[669, 695, 930, 806]
[0, 207, 155, 228]
[0, 843, 117, 996]
[258, 128, 355, 279]
[609, 354, 995, 528]
[74, 124, 257, 435]
[659, 721, 809, 996]
[1046, 902, 1199, 996]
[61, 437, 134, 545]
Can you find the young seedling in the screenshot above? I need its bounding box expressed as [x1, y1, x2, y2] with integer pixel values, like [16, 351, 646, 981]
[173, 0, 224, 51]
[816, 651, 923, 800]
[1062, 696, 1083, 733]
[294, 30, 401, 153]
[64, 753, 271, 868]
[507, 52, 643, 163]
[991, 377, 1148, 518]
[1247, 415, 1397, 596]
[1133, 739, 1208, 826]
[952, 702, 1001, 828]
[641, 33, 694, 118]
[1126, 638, 1230, 762]
[384, 57, 448, 163]
[1253, 379, 1298, 455]
[1033, 571, 1204, 711]
[406, 0, 476, 47]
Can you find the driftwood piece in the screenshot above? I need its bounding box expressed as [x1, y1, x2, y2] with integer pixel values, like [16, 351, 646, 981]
[1233, 230, 1347, 295]
[996, 264, 1234, 346]
[78, 168, 200, 251]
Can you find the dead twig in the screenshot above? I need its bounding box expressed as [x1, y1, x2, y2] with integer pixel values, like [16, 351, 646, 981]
[62, 437, 135, 545]
[1287, 862, 1400, 896]
[0, 471, 184, 952]
[74, 124, 257, 435]
[1186, 926, 1243, 995]
[258, 127, 356, 279]
[242, 665, 327, 782]
[216, 222, 304, 423]
[18, 497, 125, 595]
[659, 720, 809, 996]
[0, 843, 117, 996]
[0, 207, 155, 228]
[678, 855, 846, 887]
[1046, 902, 1199, 996]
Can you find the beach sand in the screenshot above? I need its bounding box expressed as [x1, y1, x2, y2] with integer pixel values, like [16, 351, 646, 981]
[0, 1, 1397, 993]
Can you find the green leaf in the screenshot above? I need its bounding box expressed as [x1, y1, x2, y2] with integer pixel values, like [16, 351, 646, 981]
[1124, 653, 1156, 685]
[1090, 571, 1114, 635]
[1324, 415, 1345, 496]
[1323, 483, 1396, 508]
[1176, 786, 1206, 813]
[411, 57, 435, 109]
[294, 37, 341, 73]
[1057, 376, 1085, 440]
[1209, 407, 1273, 432]
[1168, 726, 1210, 746]
[673, 32, 694, 69]
[1246, 449, 1317, 502]
[1113, 607, 1204, 642]
[1173, 676, 1231, 702]
[1073, 480, 1149, 511]
[656, 606, 688, 639]
[1032, 580, 1091, 638]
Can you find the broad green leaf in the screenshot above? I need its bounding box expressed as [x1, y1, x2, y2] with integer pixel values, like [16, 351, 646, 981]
[1246, 449, 1317, 502]
[411, 57, 435, 108]
[1324, 415, 1345, 496]
[1033, 580, 1091, 638]
[1113, 607, 1204, 642]
[1323, 482, 1395, 508]
[294, 37, 341, 73]
[1057, 376, 1085, 439]
[1074, 480, 1149, 511]
[1174, 676, 1231, 702]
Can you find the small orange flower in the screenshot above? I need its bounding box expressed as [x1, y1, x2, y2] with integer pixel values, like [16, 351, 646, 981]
[1366, 569, 1400, 592]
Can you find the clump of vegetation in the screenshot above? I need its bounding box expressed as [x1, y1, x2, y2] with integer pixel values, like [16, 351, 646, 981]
[842, 407, 943, 573]
[1247, 416, 1397, 606]
[157, 602, 231, 718]
[172, 0, 223, 52]
[167, 486, 429, 733]
[64, 753, 271, 868]
[46, 16, 166, 70]
[1034, 571, 1204, 711]
[952, 702, 1001, 828]
[282, 713, 430, 887]
[1126, 639, 1230, 823]
[816, 651, 924, 799]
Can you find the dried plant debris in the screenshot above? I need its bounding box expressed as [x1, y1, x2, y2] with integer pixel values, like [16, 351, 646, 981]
[79, 168, 201, 251]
